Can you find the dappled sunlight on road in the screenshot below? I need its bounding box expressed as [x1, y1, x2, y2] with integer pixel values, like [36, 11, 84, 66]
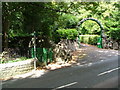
[96, 49, 118, 55]
[77, 44, 119, 65]
[96, 50, 108, 53]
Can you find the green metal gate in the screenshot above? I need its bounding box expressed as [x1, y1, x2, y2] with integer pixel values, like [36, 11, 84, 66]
[30, 48, 53, 64]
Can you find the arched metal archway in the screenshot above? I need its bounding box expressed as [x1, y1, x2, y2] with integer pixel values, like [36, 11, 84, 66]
[76, 18, 105, 48]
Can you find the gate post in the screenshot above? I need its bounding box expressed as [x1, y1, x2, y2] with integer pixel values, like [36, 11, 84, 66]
[33, 31, 37, 70]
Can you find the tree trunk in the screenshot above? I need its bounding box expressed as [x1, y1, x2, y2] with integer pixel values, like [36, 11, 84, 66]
[2, 19, 10, 51]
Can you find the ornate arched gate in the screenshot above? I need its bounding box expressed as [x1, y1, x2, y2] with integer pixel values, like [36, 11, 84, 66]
[76, 18, 105, 48]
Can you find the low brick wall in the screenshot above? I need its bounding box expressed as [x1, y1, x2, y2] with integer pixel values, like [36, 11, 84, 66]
[0, 59, 34, 79]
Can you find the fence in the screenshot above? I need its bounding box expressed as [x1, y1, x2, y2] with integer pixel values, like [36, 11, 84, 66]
[30, 48, 53, 65]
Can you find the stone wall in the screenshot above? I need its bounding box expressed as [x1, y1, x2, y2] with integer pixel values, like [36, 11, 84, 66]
[0, 59, 34, 79]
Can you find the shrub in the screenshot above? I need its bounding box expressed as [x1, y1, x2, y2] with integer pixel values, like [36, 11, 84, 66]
[79, 35, 100, 45]
[56, 29, 78, 40]
[58, 14, 79, 29]
[109, 28, 120, 40]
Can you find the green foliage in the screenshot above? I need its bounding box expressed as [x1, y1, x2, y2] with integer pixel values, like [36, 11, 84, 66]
[109, 29, 120, 40]
[80, 35, 99, 45]
[2, 2, 120, 48]
[78, 20, 101, 35]
[3, 2, 59, 38]
[57, 14, 79, 29]
[57, 29, 78, 40]
[1, 57, 28, 64]
[104, 2, 120, 40]
[75, 2, 120, 40]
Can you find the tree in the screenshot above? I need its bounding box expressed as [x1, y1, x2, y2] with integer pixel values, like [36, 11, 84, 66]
[2, 2, 60, 50]
[2, 2, 120, 50]
[3, 2, 16, 49]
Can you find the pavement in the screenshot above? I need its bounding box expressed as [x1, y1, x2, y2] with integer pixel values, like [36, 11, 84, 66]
[1, 44, 120, 88]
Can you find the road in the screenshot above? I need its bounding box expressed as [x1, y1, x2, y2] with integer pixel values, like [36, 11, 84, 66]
[2, 45, 120, 89]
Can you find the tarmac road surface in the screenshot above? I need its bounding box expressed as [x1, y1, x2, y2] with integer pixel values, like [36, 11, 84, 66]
[2, 45, 120, 89]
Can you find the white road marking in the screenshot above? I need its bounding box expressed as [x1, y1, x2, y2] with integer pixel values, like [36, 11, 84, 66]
[98, 67, 120, 76]
[52, 82, 77, 90]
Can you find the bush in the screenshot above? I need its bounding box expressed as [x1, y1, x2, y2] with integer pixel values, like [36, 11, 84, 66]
[56, 29, 78, 40]
[58, 14, 79, 29]
[109, 28, 120, 40]
[79, 35, 100, 45]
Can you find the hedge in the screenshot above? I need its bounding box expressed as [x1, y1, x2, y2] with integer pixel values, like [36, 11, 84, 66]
[79, 35, 100, 45]
[56, 29, 78, 40]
